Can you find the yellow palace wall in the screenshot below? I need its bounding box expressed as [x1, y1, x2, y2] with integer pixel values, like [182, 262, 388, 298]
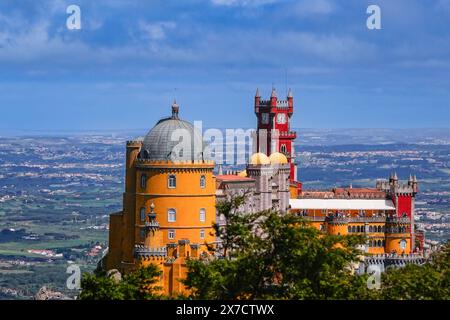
[294, 208, 412, 255]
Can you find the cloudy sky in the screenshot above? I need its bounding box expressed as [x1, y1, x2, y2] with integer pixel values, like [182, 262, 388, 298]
[0, 0, 449, 133]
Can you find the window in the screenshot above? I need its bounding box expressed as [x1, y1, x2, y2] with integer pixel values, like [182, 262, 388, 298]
[280, 144, 287, 154]
[140, 174, 147, 189]
[200, 229, 205, 239]
[140, 207, 146, 222]
[199, 208, 206, 222]
[200, 175, 206, 189]
[276, 113, 286, 124]
[348, 226, 351, 233]
[168, 208, 176, 222]
[168, 174, 176, 188]
[377, 240, 382, 247]
[400, 240, 407, 250]
[168, 229, 175, 240]
[261, 113, 269, 124]
[140, 229, 146, 240]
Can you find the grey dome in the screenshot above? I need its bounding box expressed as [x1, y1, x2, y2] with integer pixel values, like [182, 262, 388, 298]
[141, 103, 206, 162]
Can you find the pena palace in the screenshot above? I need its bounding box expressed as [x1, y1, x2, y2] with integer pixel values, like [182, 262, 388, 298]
[102, 88, 426, 296]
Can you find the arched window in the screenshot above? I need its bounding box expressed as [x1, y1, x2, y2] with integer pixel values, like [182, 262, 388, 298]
[352, 226, 356, 233]
[200, 175, 206, 189]
[400, 240, 407, 250]
[199, 208, 206, 222]
[200, 229, 205, 239]
[378, 226, 382, 233]
[140, 207, 146, 222]
[369, 226, 373, 232]
[168, 174, 176, 188]
[168, 208, 176, 222]
[357, 226, 361, 233]
[377, 240, 382, 247]
[348, 226, 351, 233]
[280, 144, 287, 154]
[140, 174, 147, 189]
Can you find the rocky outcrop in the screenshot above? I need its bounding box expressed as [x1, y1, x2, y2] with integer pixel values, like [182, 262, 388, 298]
[34, 286, 72, 300]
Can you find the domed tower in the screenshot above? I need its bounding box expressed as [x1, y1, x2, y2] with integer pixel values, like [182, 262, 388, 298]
[246, 152, 290, 212]
[106, 102, 215, 295]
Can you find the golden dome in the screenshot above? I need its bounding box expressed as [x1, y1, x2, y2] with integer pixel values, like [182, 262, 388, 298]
[269, 152, 288, 164]
[250, 153, 270, 165]
[237, 170, 247, 177]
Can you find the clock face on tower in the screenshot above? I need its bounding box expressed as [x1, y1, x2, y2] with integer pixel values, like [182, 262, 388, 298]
[261, 113, 269, 124]
[276, 113, 286, 124]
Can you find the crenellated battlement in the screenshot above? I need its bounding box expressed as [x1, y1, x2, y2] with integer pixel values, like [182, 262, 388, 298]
[376, 173, 418, 195]
[126, 140, 143, 147]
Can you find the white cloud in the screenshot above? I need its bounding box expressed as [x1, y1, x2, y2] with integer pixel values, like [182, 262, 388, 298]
[139, 21, 176, 40]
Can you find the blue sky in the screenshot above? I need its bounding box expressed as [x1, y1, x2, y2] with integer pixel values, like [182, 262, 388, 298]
[0, 0, 449, 133]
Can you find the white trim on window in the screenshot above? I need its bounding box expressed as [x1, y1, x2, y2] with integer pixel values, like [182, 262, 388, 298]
[168, 174, 176, 188]
[200, 175, 206, 189]
[200, 208, 206, 222]
[168, 208, 176, 222]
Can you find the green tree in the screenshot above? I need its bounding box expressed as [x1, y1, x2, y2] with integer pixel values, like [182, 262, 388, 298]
[184, 196, 373, 300]
[379, 242, 450, 300]
[79, 264, 164, 300]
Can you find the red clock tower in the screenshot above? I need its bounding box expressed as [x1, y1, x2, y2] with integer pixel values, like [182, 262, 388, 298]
[254, 87, 299, 185]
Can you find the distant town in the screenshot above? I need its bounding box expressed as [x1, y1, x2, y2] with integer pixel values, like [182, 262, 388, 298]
[0, 128, 449, 299]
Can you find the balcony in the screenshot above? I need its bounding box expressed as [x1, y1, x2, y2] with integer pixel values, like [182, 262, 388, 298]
[348, 217, 386, 223]
[134, 246, 167, 258]
[386, 217, 411, 224]
[145, 221, 160, 228]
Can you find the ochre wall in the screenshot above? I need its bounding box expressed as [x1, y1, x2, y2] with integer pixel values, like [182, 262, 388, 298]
[135, 162, 215, 250]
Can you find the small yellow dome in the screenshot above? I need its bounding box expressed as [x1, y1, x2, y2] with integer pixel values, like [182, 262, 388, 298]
[269, 152, 288, 164]
[237, 170, 247, 177]
[250, 153, 270, 165]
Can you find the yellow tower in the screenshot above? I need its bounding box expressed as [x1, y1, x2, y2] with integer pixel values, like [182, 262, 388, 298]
[385, 215, 411, 254]
[106, 101, 215, 295]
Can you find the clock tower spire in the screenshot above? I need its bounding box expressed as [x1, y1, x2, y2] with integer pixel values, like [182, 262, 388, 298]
[254, 87, 298, 183]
